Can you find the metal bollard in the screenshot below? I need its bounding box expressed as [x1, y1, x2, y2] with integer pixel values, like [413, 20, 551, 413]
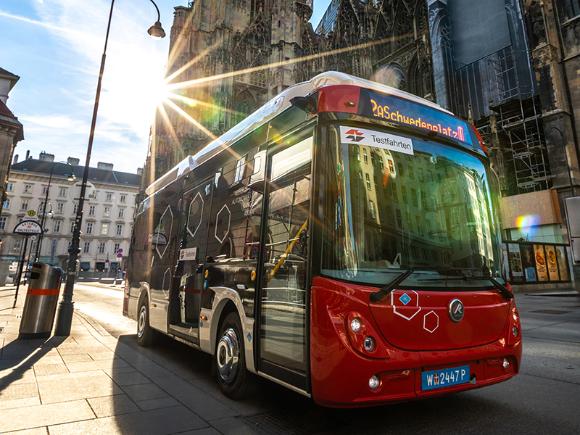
[19, 263, 63, 339]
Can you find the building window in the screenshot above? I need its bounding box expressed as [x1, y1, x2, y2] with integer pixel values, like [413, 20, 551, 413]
[89, 205, 96, 216]
[3, 198, 10, 210]
[104, 206, 110, 217]
[83, 241, 90, 253]
[6, 182, 14, 192]
[70, 221, 75, 233]
[38, 201, 46, 214]
[42, 185, 49, 195]
[101, 223, 109, 235]
[363, 149, 368, 164]
[53, 220, 61, 233]
[88, 190, 97, 200]
[118, 208, 125, 218]
[13, 239, 22, 251]
[73, 203, 78, 214]
[120, 194, 126, 203]
[20, 200, 28, 211]
[559, 0, 580, 21]
[369, 200, 376, 219]
[56, 202, 64, 214]
[98, 241, 105, 254]
[234, 156, 246, 184]
[105, 192, 113, 202]
[365, 173, 372, 190]
[86, 222, 93, 234]
[0, 216, 6, 230]
[24, 184, 33, 194]
[116, 224, 123, 236]
[114, 242, 120, 253]
[50, 239, 57, 256]
[58, 187, 67, 197]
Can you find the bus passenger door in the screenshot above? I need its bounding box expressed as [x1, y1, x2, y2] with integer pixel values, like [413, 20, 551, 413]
[257, 136, 313, 391]
[170, 180, 212, 336]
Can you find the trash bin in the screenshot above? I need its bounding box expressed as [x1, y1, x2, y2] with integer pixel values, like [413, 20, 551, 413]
[19, 263, 63, 339]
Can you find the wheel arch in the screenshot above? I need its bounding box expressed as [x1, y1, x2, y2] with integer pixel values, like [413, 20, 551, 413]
[137, 282, 151, 308]
[204, 287, 256, 373]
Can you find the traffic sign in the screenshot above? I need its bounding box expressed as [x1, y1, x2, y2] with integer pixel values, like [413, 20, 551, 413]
[25, 210, 38, 220]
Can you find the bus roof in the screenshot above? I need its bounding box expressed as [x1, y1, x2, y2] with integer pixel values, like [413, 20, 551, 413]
[145, 71, 451, 196]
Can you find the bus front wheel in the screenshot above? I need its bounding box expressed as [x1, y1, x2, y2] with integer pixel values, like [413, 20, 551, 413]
[137, 298, 155, 347]
[215, 312, 247, 399]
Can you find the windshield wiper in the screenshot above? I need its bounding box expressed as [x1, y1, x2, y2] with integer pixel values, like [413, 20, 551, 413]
[417, 273, 513, 300]
[369, 269, 414, 303]
[489, 277, 514, 300]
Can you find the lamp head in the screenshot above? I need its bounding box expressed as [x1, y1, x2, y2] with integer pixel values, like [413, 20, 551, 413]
[147, 21, 166, 38]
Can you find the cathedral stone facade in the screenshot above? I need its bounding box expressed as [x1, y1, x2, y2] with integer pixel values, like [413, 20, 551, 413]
[143, 0, 433, 187]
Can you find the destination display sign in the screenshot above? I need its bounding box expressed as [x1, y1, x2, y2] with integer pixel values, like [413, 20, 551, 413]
[358, 89, 474, 147]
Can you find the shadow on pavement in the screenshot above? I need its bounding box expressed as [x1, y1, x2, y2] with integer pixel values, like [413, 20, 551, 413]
[0, 336, 67, 391]
[111, 333, 514, 435]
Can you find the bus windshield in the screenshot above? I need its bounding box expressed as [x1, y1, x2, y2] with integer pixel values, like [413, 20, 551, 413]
[321, 125, 503, 288]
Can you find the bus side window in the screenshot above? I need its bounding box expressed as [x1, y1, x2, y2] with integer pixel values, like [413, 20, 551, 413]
[206, 150, 262, 261]
[231, 151, 263, 261]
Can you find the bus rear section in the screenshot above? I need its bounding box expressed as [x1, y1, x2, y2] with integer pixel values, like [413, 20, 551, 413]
[308, 118, 522, 406]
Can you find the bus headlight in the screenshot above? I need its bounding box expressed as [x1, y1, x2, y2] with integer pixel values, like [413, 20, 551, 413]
[350, 318, 362, 333]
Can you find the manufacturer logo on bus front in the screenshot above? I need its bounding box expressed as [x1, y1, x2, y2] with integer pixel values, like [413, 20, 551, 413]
[344, 129, 365, 142]
[448, 299, 464, 322]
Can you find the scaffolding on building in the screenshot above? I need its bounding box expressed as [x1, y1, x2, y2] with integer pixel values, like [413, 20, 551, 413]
[452, 45, 550, 196]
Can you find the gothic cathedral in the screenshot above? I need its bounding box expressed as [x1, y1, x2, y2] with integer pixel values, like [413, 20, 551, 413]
[145, 0, 433, 186]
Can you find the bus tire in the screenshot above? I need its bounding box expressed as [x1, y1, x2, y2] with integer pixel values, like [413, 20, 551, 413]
[215, 312, 247, 399]
[137, 298, 155, 347]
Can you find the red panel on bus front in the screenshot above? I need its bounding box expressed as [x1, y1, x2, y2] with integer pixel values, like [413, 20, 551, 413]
[369, 289, 510, 351]
[309, 276, 521, 407]
[317, 85, 361, 114]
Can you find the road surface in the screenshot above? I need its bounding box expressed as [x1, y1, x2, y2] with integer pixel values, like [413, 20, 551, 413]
[68, 284, 580, 434]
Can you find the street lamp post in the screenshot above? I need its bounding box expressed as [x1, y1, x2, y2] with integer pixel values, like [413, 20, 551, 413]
[54, 0, 165, 336]
[35, 162, 75, 262]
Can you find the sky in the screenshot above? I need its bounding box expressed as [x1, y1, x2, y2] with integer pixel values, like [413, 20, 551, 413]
[0, 0, 331, 174]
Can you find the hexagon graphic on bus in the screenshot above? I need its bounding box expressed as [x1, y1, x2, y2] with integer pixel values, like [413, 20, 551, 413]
[214, 204, 231, 244]
[154, 205, 173, 259]
[423, 310, 440, 333]
[187, 192, 204, 239]
[391, 289, 421, 320]
[161, 267, 171, 298]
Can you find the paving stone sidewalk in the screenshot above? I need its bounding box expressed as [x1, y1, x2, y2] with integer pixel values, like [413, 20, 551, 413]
[0, 287, 265, 435]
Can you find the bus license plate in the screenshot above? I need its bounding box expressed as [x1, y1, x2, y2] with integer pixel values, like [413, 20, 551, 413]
[421, 365, 470, 391]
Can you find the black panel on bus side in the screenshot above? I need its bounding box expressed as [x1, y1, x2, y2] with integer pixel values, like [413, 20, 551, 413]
[128, 201, 152, 288]
[202, 123, 269, 318]
[148, 180, 183, 304]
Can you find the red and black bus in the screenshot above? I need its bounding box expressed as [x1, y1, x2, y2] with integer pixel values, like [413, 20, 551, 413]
[124, 71, 522, 406]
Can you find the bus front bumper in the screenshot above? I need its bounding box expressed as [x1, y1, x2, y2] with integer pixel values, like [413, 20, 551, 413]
[310, 282, 522, 407]
[311, 340, 521, 407]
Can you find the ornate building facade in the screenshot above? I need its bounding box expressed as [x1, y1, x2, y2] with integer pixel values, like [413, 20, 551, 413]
[143, 0, 433, 187]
